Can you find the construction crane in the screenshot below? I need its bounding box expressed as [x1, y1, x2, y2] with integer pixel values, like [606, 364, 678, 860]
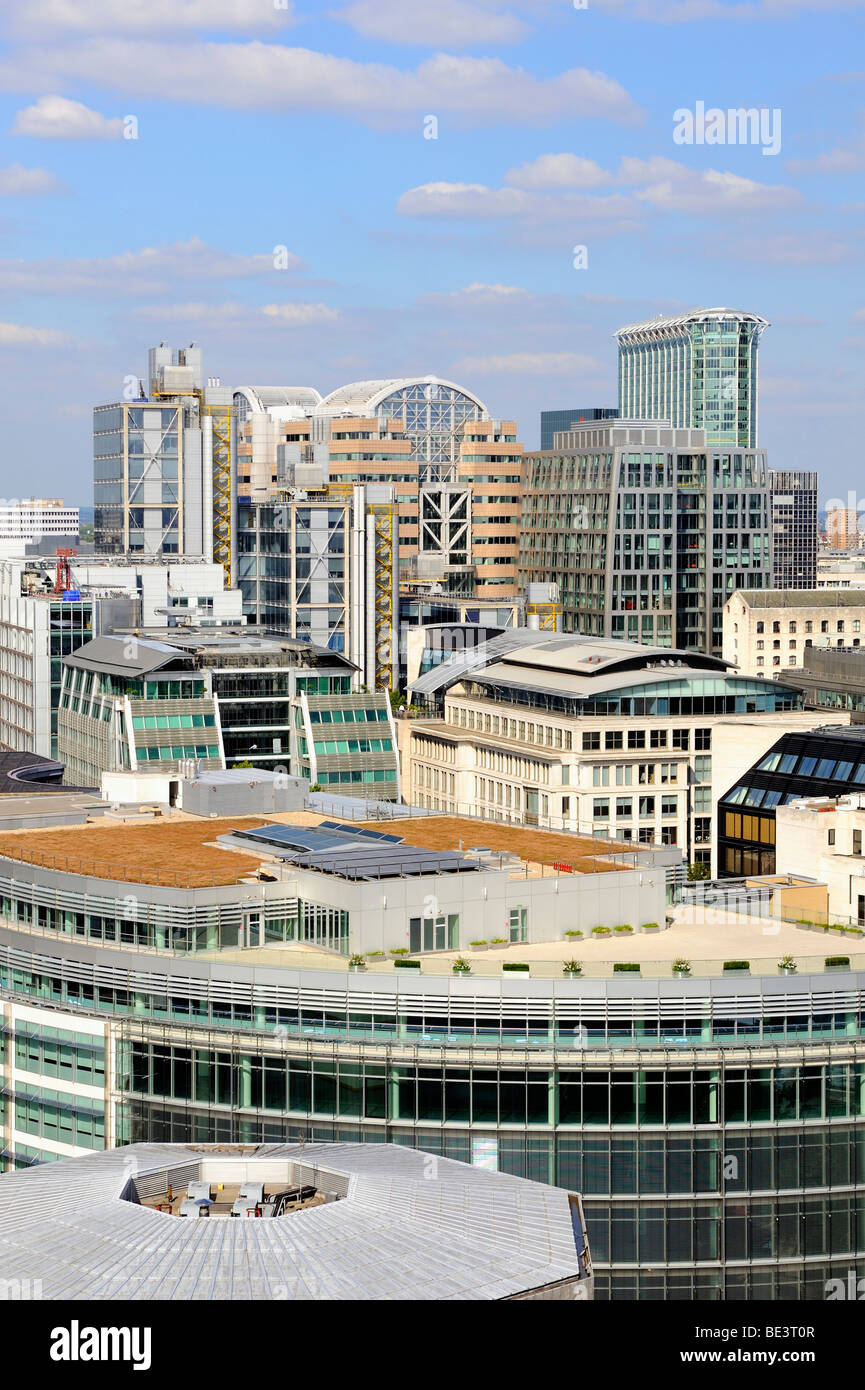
[53, 548, 77, 594]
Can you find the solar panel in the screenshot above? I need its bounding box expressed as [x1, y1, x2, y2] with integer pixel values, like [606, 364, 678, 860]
[318, 821, 404, 844]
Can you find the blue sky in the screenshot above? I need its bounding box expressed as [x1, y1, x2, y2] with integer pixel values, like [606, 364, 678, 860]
[0, 0, 863, 503]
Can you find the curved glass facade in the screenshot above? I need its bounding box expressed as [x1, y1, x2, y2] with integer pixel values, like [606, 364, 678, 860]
[2, 854, 865, 1302]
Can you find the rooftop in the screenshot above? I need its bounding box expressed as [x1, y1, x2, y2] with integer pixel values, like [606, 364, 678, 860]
[0, 1142, 591, 1301]
[615, 307, 770, 338]
[357, 816, 654, 874]
[732, 589, 865, 609]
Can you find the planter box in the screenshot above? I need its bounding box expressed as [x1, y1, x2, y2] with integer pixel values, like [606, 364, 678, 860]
[349, 965, 366, 973]
[469, 943, 490, 952]
[394, 959, 421, 970]
[779, 967, 797, 976]
[502, 963, 529, 973]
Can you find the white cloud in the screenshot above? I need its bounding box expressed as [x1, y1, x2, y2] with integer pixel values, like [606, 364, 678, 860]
[334, 0, 529, 46]
[260, 302, 341, 324]
[430, 281, 532, 301]
[633, 163, 801, 213]
[0, 320, 68, 346]
[0, 43, 643, 128]
[451, 350, 603, 376]
[4, 0, 295, 35]
[397, 182, 531, 217]
[131, 300, 340, 327]
[787, 131, 865, 174]
[505, 153, 613, 189]
[12, 95, 124, 140]
[0, 163, 63, 194]
[0, 238, 302, 296]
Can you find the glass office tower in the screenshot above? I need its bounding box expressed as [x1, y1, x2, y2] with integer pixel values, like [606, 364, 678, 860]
[616, 309, 769, 448]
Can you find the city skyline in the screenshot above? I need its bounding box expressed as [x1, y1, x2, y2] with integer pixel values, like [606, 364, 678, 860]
[0, 1, 861, 498]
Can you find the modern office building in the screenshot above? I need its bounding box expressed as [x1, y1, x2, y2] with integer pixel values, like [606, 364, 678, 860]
[0, 1142, 594, 1301]
[57, 630, 400, 796]
[519, 420, 772, 654]
[615, 308, 769, 447]
[817, 554, 865, 589]
[237, 486, 399, 691]
[233, 385, 323, 498]
[402, 633, 816, 870]
[770, 470, 818, 589]
[0, 500, 79, 554]
[724, 589, 865, 677]
[0, 554, 245, 762]
[540, 408, 618, 452]
[94, 344, 237, 583]
[826, 507, 861, 551]
[783, 644, 865, 715]
[0, 805, 863, 1300]
[717, 724, 865, 877]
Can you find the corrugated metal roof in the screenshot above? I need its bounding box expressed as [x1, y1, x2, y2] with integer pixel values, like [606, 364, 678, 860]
[0, 1143, 588, 1301]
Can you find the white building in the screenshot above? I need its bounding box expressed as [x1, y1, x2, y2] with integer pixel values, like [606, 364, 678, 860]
[403, 634, 821, 870]
[0, 555, 243, 760]
[0, 499, 79, 551]
[724, 589, 865, 677]
[775, 792, 865, 926]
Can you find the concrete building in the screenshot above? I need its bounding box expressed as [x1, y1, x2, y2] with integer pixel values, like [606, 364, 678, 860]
[519, 420, 772, 654]
[724, 589, 865, 677]
[817, 553, 865, 589]
[826, 507, 861, 551]
[769, 469, 818, 589]
[402, 632, 814, 870]
[0, 1142, 594, 1301]
[0, 554, 244, 762]
[0, 804, 863, 1300]
[540, 407, 618, 452]
[237, 485, 398, 691]
[233, 385, 323, 498]
[0, 499, 79, 553]
[775, 792, 865, 927]
[783, 644, 865, 716]
[94, 343, 237, 584]
[57, 630, 400, 796]
[615, 308, 768, 448]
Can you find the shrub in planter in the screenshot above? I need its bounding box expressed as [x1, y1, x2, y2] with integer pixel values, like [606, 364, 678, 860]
[778, 955, 797, 973]
[592, 926, 611, 936]
[826, 956, 850, 969]
[502, 962, 529, 972]
[613, 962, 640, 973]
[562, 960, 582, 976]
[348, 954, 366, 968]
[390, 947, 408, 956]
[641, 922, 659, 931]
[723, 960, 750, 972]
[366, 951, 385, 959]
[469, 940, 488, 948]
[452, 957, 471, 974]
[672, 958, 691, 975]
[490, 938, 508, 945]
[394, 958, 421, 969]
[613, 924, 633, 934]
[564, 930, 583, 938]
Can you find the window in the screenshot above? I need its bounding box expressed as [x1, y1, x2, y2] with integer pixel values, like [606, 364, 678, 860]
[694, 755, 712, 783]
[838, 621, 845, 633]
[662, 795, 677, 816]
[582, 731, 600, 751]
[593, 798, 610, 819]
[789, 621, 797, 633]
[694, 729, 711, 750]
[805, 621, 812, 633]
[821, 621, 829, 633]
[756, 640, 764, 651]
[672, 729, 690, 750]
[628, 730, 646, 749]
[828, 829, 836, 846]
[650, 729, 668, 749]
[605, 731, 623, 750]
[593, 766, 611, 787]
[639, 796, 655, 818]
[616, 797, 632, 817]
[756, 621, 764, 634]
[772, 621, 780, 633]
[854, 830, 862, 856]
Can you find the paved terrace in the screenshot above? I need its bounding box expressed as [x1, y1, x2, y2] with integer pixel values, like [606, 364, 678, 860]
[211, 905, 865, 981]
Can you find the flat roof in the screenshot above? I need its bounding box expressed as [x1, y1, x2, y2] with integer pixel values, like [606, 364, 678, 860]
[358, 816, 657, 873]
[733, 589, 865, 609]
[0, 1143, 590, 1301]
[0, 816, 267, 887]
